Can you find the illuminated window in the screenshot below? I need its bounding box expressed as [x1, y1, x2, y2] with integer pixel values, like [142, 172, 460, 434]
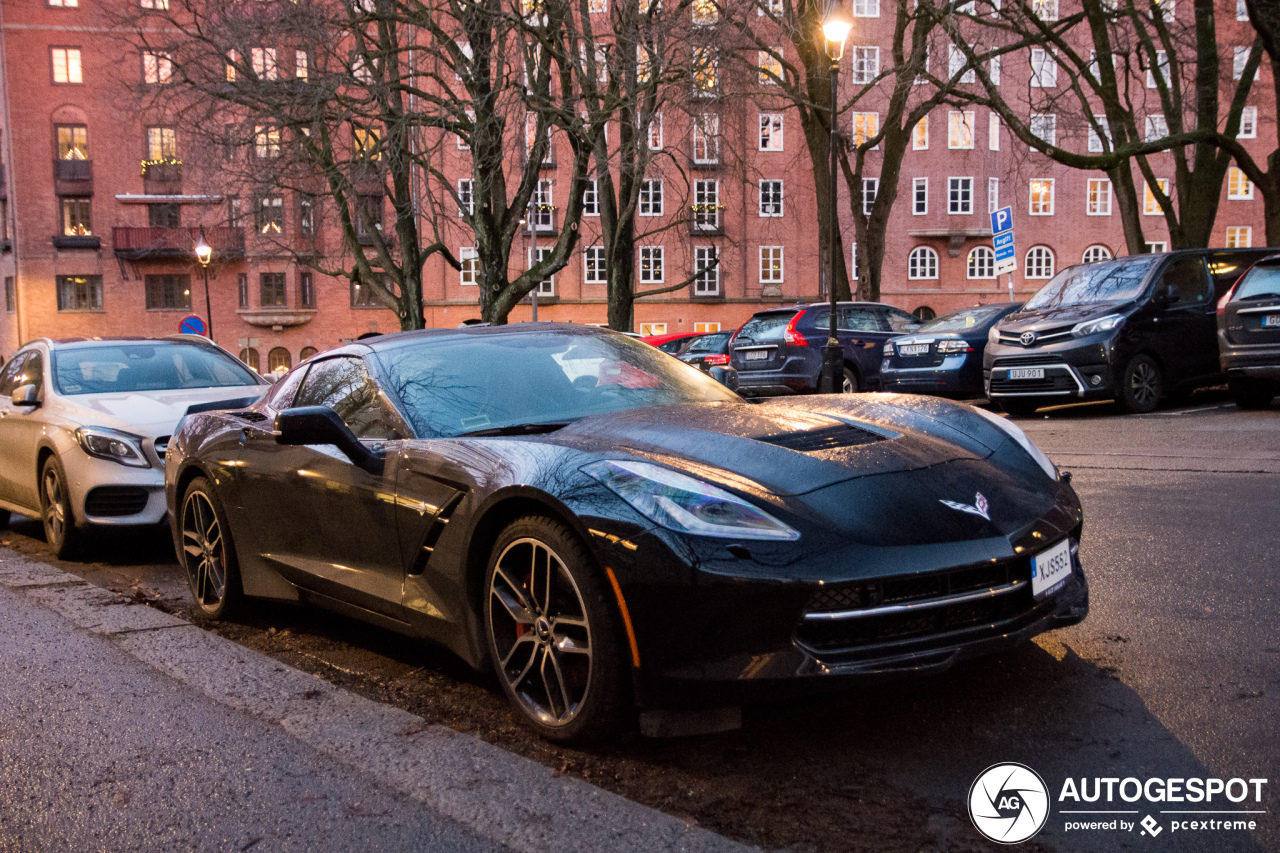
[1087, 178, 1112, 215]
[251, 47, 279, 80]
[51, 48, 83, 84]
[147, 127, 177, 160]
[948, 111, 973, 148]
[693, 48, 718, 96]
[1144, 179, 1169, 214]
[1228, 167, 1254, 200]
[1225, 226, 1252, 248]
[584, 247, 607, 283]
[257, 196, 284, 234]
[694, 322, 721, 333]
[693, 180, 720, 230]
[913, 116, 928, 150]
[760, 247, 783, 283]
[354, 126, 381, 159]
[254, 126, 281, 158]
[758, 50, 782, 85]
[760, 113, 783, 150]
[56, 125, 88, 160]
[639, 247, 664, 283]
[692, 0, 718, 24]
[268, 348, 292, 373]
[639, 323, 667, 336]
[61, 198, 92, 237]
[852, 112, 879, 148]
[1029, 179, 1055, 215]
[143, 51, 173, 84]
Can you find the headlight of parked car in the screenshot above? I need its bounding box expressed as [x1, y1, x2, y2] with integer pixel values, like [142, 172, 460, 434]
[988, 325, 1002, 345]
[1071, 313, 1124, 338]
[74, 427, 151, 468]
[583, 459, 800, 541]
[972, 407, 1058, 481]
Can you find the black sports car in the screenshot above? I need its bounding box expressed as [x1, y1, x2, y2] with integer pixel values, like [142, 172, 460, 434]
[166, 324, 1088, 742]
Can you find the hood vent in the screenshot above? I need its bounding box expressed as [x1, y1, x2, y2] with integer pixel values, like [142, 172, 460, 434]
[757, 424, 883, 453]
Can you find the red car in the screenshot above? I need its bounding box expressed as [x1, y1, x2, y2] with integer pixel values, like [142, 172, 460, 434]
[639, 332, 704, 353]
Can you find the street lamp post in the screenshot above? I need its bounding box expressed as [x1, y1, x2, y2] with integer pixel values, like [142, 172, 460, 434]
[194, 228, 214, 340]
[821, 7, 852, 394]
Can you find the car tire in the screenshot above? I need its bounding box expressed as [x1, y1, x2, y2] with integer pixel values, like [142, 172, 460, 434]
[1229, 378, 1278, 410]
[997, 398, 1043, 417]
[39, 455, 84, 559]
[484, 516, 629, 743]
[1116, 354, 1162, 414]
[0, 509, 9, 530]
[179, 476, 243, 620]
[842, 367, 859, 394]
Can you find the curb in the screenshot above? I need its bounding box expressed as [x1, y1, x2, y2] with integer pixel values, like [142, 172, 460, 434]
[0, 549, 753, 853]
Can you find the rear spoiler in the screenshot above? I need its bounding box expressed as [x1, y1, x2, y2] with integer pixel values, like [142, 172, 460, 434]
[184, 394, 265, 418]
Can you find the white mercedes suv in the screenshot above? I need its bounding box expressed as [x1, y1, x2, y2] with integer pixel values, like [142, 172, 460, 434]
[0, 336, 267, 557]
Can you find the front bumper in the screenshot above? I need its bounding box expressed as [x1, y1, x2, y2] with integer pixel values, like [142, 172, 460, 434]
[65, 452, 168, 529]
[983, 337, 1115, 400]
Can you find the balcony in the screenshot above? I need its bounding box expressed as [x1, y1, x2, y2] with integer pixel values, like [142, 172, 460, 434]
[236, 307, 317, 328]
[142, 161, 182, 195]
[112, 226, 245, 261]
[54, 159, 93, 196]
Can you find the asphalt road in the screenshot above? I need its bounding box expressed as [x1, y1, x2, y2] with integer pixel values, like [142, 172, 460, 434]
[1, 392, 1276, 852]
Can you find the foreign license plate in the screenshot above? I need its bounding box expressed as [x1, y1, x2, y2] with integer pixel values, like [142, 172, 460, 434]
[1008, 367, 1045, 380]
[744, 350, 770, 361]
[1262, 314, 1280, 327]
[1031, 538, 1072, 599]
[899, 344, 930, 355]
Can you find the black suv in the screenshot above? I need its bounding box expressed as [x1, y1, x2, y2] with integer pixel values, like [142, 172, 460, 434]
[984, 248, 1273, 415]
[729, 302, 922, 395]
[1217, 253, 1280, 409]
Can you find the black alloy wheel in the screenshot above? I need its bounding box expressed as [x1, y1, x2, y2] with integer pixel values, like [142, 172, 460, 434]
[1229, 378, 1278, 410]
[484, 516, 628, 742]
[842, 367, 859, 394]
[1117, 354, 1162, 414]
[180, 477, 242, 619]
[998, 398, 1043, 417]
[39, 456, 83, 559]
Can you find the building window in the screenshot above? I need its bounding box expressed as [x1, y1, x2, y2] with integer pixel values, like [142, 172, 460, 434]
[1146, 242, 1168, 253]
[967, 247, 995, 279]
[1033, 0, 1059, 20]
[692, 47, 718, 96]
[1030, 113, 1056, 147]
[300, 346, 318, 361]
[1148, 50, 1170, 88]
[1239, 106, 1257, 139]
[296, 50, 309, 80]
[760, 113, 783, 151]
[693, 246, 719, 296]
[760, 246, 784, 284]
[1144, 179, 1169, 214]
[913, 178, 928, 214]
[237, 273, 248, 308]
[239, 348, 260, 372]
[692, 114, 719, 164]
[251, 47, 279, 80]
[300, 197, 315, 235]
[948, 111, 973, 149]
[948, 177, 973, 215]
[852, 47, 879, 84]
[1145, 114, 1168, 141]
[988, 112, 1000, 150]
[948, 45, 975, 83]
[1087, 116, 1110, 152]
[1030, 48, 1057, 87]
[260, 273, 287, 307]
[639, 180, 663, 216]
[760, 180, 783, 216]
[989, 55, 1001, 85]
[357, 195, 383, 239]
[458, 247, 479, 285]
[908, 246, 939, 280]
[56, 275, 102, 311]
[299, 272, 315, 307]
[143, 51, 173, 84]
[56, 125, 88, 160]
[639, 323, 666, 336]
[1234, 46, 1250, 81]
[51, 48, 83, 84]
[268, 347, 291, 374]
[354, 126, 381, 160]
[4, 277, 14, 313]
[528, 181, 553, 231]
[647, 113, 664, 150]
[693, 180, 720, 230]
[584, 247, 607, 283]
[912, 117, 928, 150]
[148, 203, 180, 228]
[853, 0, 879, 15]
[1228, 167, 1254, 200]
[229, 198, 244, 230]
[50, 0, 80, 7]
[576, 179, 595, 216]
[1029, 179, 1055, 215]
[639, 246, 664, 283]
[255, 125, 281, 158]
[146, 127, 177, 161]
[1238, 0, 1249, 19]
[458, 178, 474, 215]
[61, 198, 92, 236]
[1087, 178, 1112, 215]
[1026, 246, 1055, 278]
[988, 177, 999, 214]
[758, 50, 782, 85]
[1226, 226, 1252, 248]
[862, 178, 878, 215]
[257, 196, 285, 234]
[694, 322, 720, 333]
[145, 274, 191, 310]
[351, 277, 380, 307]
[1082, 245, 1112, 263]
[852, 112, 879, 148]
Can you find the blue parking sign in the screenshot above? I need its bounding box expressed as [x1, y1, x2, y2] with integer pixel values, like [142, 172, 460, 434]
[990, 206, 1014, 235]
[993, 231, 1015, 251]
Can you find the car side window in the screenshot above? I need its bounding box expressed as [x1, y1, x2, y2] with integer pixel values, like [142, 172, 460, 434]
[1157, 256, 1211, 306]
[881, 307, 922, 332]
[838, 307, 880, 332]
[265, 365, 309, 411]
[19, 352, 44, 390]
[293, 357, 391, 440]
[0, 353, 29, 397]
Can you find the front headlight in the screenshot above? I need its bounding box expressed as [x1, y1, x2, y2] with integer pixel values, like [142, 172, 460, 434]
[74, 427, 151, 468]
[988, 325, 1001, 345]
[972, 407, 1057, 480]
[582, 459, 800, 541]
[1071, 313, 1124, 338]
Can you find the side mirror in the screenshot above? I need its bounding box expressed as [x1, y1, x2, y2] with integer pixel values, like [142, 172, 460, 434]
[709, 365, 739, 392]
[274, 406, 384, 476]
[11, 384, 40, 408]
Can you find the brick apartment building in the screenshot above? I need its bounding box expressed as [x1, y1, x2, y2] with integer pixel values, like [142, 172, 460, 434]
[0, 0, 1271, 369]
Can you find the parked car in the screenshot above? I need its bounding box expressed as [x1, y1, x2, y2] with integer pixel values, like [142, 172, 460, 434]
[880, 303, 1022, 399]
[0, 337, 267, 556]
[676, 331, 733, 369]
[730, 302, 923, 395]
[1217, 253, 1280, 409]
[167, 324, 1086, 742]
[984, 248, 1274, 416]
[640, 331, 703, 353]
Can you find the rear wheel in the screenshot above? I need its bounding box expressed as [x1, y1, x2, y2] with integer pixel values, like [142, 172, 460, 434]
[484, 516, 629, 743]
[39, 456, 84, 559]
[1229, 378, 1278, 410]
[179, 477, 242, 619]
[997, 398, 1043, 417]
[1116, 354, 1161, 414]
[842, 367, 859, 394]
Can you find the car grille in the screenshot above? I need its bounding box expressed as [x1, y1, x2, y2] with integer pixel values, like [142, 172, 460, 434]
[991, 355, 1065, 367]
[84, 486, 150, 517]
[998, 324, 1074, 346]
[758, 425, 882, 452]
[989, 372, 1078, 394]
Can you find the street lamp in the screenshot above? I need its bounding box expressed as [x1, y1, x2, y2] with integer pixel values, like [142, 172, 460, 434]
[821, 6, 852, 394]
[194, 228, 214, 339]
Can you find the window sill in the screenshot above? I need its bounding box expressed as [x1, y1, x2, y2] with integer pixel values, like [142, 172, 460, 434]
[56, 308, 105, 313]
[146, 307, 194, 312]
[53, 235, 101, 249]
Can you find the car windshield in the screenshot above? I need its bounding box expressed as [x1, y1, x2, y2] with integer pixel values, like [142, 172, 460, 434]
[53, 343, 261, 395]
[1024, 258, 1159, 310]
[917, 305, 1010, 333]
[375, 329, 741, 439]
[736, 311, 797, 342]
[1232, 263, 1280, 301]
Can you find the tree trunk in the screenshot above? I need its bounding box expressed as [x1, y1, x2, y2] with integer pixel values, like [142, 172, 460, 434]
[607, 229, 638, 331]
[798, 87, 851, 302]
[1109, 164, 1148, 254]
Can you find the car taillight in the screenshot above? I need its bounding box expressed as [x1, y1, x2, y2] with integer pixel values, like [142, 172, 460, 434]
[936, 340, 972, 353]
[704, 354, 730, 365]
[1217, 280, 1241, 315]
[783, 310, 808, 346]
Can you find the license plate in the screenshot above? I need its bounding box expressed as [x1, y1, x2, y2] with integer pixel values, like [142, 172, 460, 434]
[1263, 314, 1280, 327]
[744, 350, 770, 361]
[899, 344, 929, 355]
[1031, 538, 1072, 599]
[1008, 367, 1045, 380]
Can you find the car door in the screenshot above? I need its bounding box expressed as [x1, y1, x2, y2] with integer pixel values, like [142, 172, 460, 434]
[0, 353, 33, 506]
[237, 355, 410, 621]
[1151, 254, 1217, 384]
[838, 306, 891, 388]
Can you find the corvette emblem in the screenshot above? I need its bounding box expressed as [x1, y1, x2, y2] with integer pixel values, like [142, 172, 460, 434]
[1020, 331, 1038, 347]
[940, 492, 991, 521]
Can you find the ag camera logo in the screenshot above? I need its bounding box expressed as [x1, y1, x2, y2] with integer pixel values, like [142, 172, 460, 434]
[969, 763, 1050, 844]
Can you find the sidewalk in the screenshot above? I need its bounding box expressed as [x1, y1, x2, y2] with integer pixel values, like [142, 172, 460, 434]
[0, 551, 749, 853]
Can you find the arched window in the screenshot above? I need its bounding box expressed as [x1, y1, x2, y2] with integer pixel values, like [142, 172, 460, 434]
[967, 246, 996, 279]
[908, 246, 939, 280]
[267, 347, 292, 374]
[912, 306, 936, 321]
[1025, 246, 1055, 279]
[299, 346, 318, 361]
[1082, 244, 1112, 264]
[239, 347, 260, 373]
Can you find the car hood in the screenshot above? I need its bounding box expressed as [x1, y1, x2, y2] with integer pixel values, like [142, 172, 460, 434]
[48, 385, 265, 438]
[999, 302, 1131, 331]
[546, 394, 1006, 497]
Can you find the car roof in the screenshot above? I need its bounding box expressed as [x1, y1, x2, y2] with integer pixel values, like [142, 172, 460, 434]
[747, 301, 898, 317]
[342, 322, 633, 356]
[19, 334, 226, 352]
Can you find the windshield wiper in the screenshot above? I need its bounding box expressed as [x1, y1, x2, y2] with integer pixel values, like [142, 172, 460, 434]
[458, 420, 575, 437]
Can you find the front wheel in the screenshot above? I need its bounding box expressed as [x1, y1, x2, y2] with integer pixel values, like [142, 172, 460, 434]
[1229, 378, 1278, 410]
[179, 477, 242, 619]
[484, 516, 629, 743]
[842, 367, 859, 394]
[39, 456, 84, 559]
[1116, 354, 1162, 414]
